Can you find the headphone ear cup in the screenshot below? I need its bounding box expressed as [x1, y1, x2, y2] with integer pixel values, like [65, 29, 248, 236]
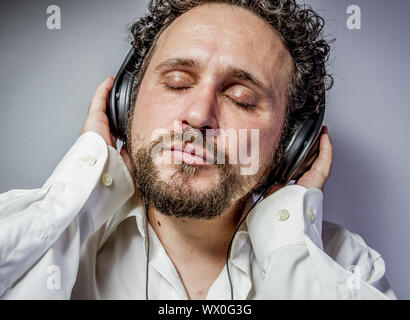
[117, 70, 138, 142]
[108, 48, 138, 143]
[273, 121, 309, 184]
[107, 83, 120, 140]
[107, 70, 138, 142]
[273, 107, 324, 184]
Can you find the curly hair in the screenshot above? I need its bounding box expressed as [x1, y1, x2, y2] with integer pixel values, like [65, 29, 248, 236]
[126, 0, 334, 171]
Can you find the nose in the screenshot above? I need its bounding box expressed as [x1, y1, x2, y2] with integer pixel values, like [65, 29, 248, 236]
[178, 84, 218, 132]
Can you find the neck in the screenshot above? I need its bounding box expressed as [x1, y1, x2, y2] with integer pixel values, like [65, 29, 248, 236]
[146, 195, 250, 299]
[147, 196, 248, 262]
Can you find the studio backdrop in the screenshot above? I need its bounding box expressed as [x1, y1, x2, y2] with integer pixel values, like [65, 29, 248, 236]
[0, 0, 409, 299]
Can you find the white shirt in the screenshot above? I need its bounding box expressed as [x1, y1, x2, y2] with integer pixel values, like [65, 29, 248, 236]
[0, 131, 396, 300]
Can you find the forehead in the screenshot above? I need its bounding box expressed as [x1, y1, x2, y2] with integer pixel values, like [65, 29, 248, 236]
[151, 3, 294, 96]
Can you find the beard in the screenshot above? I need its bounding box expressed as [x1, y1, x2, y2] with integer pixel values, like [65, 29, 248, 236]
[127, 128, 276, 220]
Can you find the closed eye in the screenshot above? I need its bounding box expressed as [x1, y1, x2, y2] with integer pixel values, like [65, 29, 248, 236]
[225, 95, 256, 111]
[162, 80, 257, 111]
[163, 83, 193, 91]
[223, 84, 258, 111]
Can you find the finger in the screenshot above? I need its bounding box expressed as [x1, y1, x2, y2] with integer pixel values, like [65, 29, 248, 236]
[88, 76, 114, 115]
[310, 129, 333, 180]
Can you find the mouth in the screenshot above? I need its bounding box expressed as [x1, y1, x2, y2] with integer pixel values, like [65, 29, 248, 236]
[167, 143, 214, 166]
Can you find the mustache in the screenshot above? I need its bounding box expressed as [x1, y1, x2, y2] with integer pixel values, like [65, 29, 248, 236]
[149, 127, 229, 166]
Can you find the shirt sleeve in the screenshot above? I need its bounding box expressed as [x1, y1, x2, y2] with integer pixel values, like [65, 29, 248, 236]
[322, 220, 397, 299]
[0, 131, 134, 299]
[246, 185, 396, 300]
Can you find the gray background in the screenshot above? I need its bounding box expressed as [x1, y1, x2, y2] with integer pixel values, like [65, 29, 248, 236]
[0, 0, 409, 299]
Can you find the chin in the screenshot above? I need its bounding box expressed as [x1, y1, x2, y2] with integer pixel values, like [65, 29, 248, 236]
[158, 164, 221, 188]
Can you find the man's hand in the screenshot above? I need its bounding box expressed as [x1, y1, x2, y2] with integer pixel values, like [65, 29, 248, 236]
[297, 126, 332, 191]
[80, 76, 135, 179]
[265, 126, 333, 196]
[81, 77, 115, 147]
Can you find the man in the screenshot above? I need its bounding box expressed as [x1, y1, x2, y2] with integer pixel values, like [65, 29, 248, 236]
[0, 0, 396, 299]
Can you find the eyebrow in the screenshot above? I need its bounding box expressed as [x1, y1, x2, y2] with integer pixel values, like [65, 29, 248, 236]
[228, 67, 268, 93]
[154, 57, 269, 93]
[154, 58, 201, 72]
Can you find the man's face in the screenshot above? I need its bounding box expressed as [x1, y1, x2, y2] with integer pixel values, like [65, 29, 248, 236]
[128, 3, 294, 218]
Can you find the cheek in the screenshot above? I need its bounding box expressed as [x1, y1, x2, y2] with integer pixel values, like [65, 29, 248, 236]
[131, 84, 172, 142]
[244, 116, 285, 173]
[262, 115, 285, 158]
[258, 130, 279, 163]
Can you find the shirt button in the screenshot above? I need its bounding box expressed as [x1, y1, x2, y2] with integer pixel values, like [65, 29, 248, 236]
[81, 155, 97, 167]
[101, 173, 113, 187]
[306, 207, 316, 223]
[276, 209, 290, 222]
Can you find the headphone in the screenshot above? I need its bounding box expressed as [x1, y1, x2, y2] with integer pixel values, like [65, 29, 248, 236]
[107, 47, 325, 185]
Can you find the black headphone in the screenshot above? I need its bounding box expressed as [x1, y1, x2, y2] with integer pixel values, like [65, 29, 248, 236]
[107, 47, 325, 185]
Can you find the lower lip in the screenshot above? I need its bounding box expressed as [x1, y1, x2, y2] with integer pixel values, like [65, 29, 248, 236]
[169, 149, 212, 166]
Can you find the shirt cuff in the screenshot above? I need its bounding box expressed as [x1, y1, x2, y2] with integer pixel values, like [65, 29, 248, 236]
[43, 131, 108, 189]
[246, 185, 324, 268]
[42, 131, 135, 233]
[84, 143, 135, 232]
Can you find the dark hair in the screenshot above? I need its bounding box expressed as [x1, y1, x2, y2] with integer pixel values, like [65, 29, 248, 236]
[126, 0, 334, 167]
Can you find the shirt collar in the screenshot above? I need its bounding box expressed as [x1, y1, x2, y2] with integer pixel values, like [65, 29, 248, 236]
[103, 189, 259, 261]
[113, 189, 260, 241]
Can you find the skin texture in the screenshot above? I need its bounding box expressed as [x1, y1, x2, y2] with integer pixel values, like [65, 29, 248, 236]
[81, 3, 333, 299]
